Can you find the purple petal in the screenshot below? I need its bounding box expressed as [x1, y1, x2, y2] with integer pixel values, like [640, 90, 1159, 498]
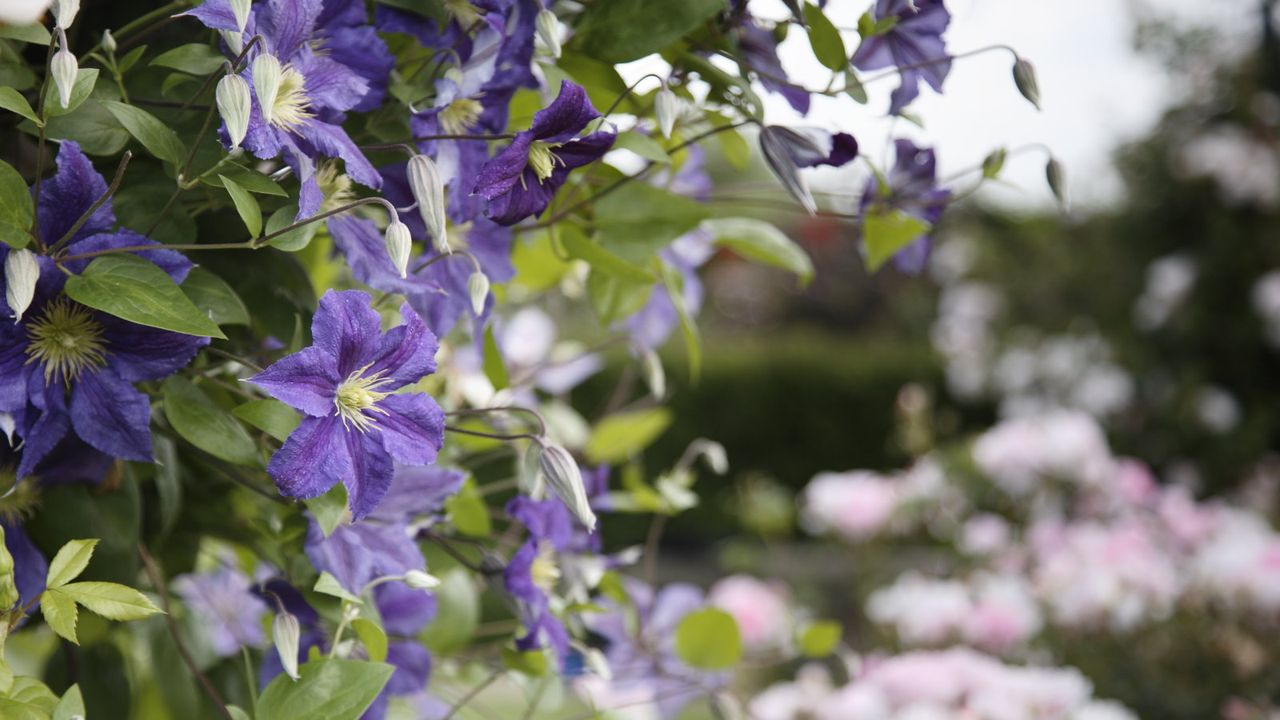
[295, 120, 382, 189]
[269, 414, 348, 499]
[311, 289, 382, 377]
[376, 584, 436, 638]
[102, 316, 209, 382]
[70, 367, 152, 462]
[16, 381, 70, 479]
[258, 0, 322, 58]
[529, 81, 600, 143]
[178, 0, 240, 32]
[363, 303, 438, 388]
[367, 466, 464, 522]
[384, 641, 433, 694]
[342, 431, 395, 519]
[249, 346, 340, 417]
[328, 215, 424, 296]
[374, 393, 444, 466]
[473, 133, 533, 201]
[61, 231, 194, 282]
[1, 520, 47, 616]
[321, 26, 394, 112]
[37, 141, 112, 246]
[0, 323, 29, 413]
[295, 48, 369, 113]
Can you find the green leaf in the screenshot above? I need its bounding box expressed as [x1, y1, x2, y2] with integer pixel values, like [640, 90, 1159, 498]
[0, 677, 59, 720]
[43, 68, 98, 117]
[265, 204, 318, 252]
[717, 124, 751, 170]
[255, 659, 393, 720]
[613, 131, 670, 164]
[219, 174, 263, 238]
[314, 572, 362, 604]
[117, 45, 148, 74]
[502, 646, 549, 677]
[798, 620, 842, 658]
[575, 0, 722, 63]
[233, 399, 302, 443]
[52, 684, 85, 720]
[445, 479, 491, 537]
[585, 270, 653, 325]
[561, 226, 655, 283]
[182, 267, 250, 326]
[595, 183, 710, 261]
[510, 231, 571, 291]
[46, 539, 98, 589]
[65, 254, 227, 337]
[0, 24, 51, 45]
[804, 3, 848, 71]
[58, 581, 163, 620]
[305, 484, 349, 538]
[152, 435, 183, 540]
[982, 147, 1007, 179]
[0, 158, 34, 249]
[674, 608, 742, 670]
[481, 325, 509, 391]
[40, 589, 80, 644]
[861, 209, 929, 271]
[421, 568, 479, 654]
[0, 87, 40, 125]
[38, 99, 131, 156]
[227, 707, 253, 720]
[202, 163, 288, 197]
[103, 100, 186, 166]
[659, 261, 701, 380]
[585, 408, 673, 464]
[843, 71, 868, 104]
[351, 618, 388, 663]
[703, 217, 814, 284]
[162, 376, 260, 466]
[150, 43, 227, 75]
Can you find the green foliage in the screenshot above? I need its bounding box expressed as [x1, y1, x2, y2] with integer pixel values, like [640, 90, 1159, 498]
[64, 254, 227, 338]
[351, 618, 388, 663]
[804, 3, 848, 71]
[219, 174, 263, 238]
[306, 484, 350, 538]
[162, 376, 260, 466]
[181, 267, 251, 326]
[0, 87, 40, 126]
[43, 68, 98, 117]
[573, 0, 723, 63]
[233, 398, 302, 443]
[595, 183, 711, 261]
[502, 646, 549, 676]
[798, 620, 842, 657]
[704, 217, 815, 284]
[255, 659, 394, 720]
[585, 408, 674, 463]
[861, 210, 929, 271]
[674, 607, 742, 670]
[38, 538, 160, 645]
[102, 101, 186, 166]
[0, 159, 33, 248]
[150, 43, 227, 75]
[445, 479, 491, 537]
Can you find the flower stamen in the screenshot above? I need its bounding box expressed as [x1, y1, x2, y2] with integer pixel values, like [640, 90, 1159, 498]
[439, 98, 483, 136]
[24, 297, 107, 384]
[333, 365, 394, 432]
[269, 65, 312, 132]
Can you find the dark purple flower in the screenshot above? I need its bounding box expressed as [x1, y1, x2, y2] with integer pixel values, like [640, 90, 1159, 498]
[248, 290, 445, 518]
[739, 22, 812, 115]
[851, 0, 952, 115]
[860, 138, 951, 274]
[474, 81, 615, 225]
[0, 143, 206, 479]
[503, 496, 576, 662]
[173, 566, 270, 657]
[1, 519, 47, 615]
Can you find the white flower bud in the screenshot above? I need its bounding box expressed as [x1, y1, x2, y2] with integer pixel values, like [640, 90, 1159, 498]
[535, 9, 561, 59]
[655, 86, 677, 140]
[252, 53, 283, 125]
[404, 569, 441, 590]
[467, 271, 489, 316]
[384, 219, 412, 278]
[5, 248, 38, 323]
[51, 48, 78, 109]
[101, 29, 117, 55]
[640, 348, 665, 399]
[688, 438, 728, 474]
[537, 440, 596, 531]
[584, 647, 612, 680]
[406, 154, 447, 254]
[0, 413, 14, 446]
[221, 29, 244, 56]
[520, 442, 545, 497]
[0, 0, 54, 25]
[272, 612, 301, 681]
[229, 0, 252, 33]
[53, 0, 78, 28]
[216, 74, 252, 149]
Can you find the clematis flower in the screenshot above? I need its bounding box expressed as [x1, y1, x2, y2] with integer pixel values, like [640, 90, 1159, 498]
[474, 80, 615, 225]
[860, 138, 951, 275]
[739, 21, 812, 115]
[0, 142, 206, 480]
[0, 518, 47, 615]
[173, 566, 270, 657]
[248, 289, 445, 518]
[851, 0, 952, 115]
[504, 496, 577, 663]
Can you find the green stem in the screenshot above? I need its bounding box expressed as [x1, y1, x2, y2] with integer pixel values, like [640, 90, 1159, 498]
[47, 151, 132, 255]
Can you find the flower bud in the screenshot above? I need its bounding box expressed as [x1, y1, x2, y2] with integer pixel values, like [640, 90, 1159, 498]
[53, 0, 78, 28]
[535, 9, 561, 59]
[407, 154, 448, 253]
[221, 29, 244, 56]
[1046, 156, 1066, 208]
[384, 219, 412, 278]
[467, 271, 489, 316]
[1012, 57, 1040, 111]
[404, 569, 441, 590]
[981, 147, 1007, 180]
[5, 248, 38, 322]
[252, 53, 284, 125]
[229, 0, 252, 33]
[101, 29, 117, 54]
[688, 438, 728, 474]
[0, 413, 15, 445]
[51, 48, 78, 109]
[655, 85, 678, 139]
[520, 441, 545, 497]
[640, 348, 665, 399]
[0, 525, 19, 611]
[216, 74, 252, 149]
[272, 612, 301, 680]
[537, 440, 596, 531]
[758, 126, 816, 215]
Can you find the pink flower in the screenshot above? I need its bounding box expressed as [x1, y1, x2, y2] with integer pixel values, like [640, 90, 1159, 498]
[709, 575, 792, 653]
[802, 471, 899, 541]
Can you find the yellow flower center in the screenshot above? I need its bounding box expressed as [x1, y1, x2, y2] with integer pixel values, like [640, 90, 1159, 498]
[25, 297, 107, 384]
[269, 65, 312, 131]
[314, 162, 354, 212]
[0, 474, 39, 524]
[333, 365, 394, 432]
[442, 0, 481, 26]
[439, 98, 483, 136]
[526, 141, 564, 184]
[529, 542, 560, 592]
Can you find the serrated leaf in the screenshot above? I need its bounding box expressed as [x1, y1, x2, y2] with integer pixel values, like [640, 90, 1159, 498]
[255, 659, 393, 720]
[150, 43, 227, 75]
[0, 87, 40, 125]
[64, 254, 226, 337]
[305, 484, 349, 538]
[233, 398, 302, 443]
[861, 209, 929, 271]
[219, 174, 262, 238]
[585, 408, 673, 464]
[41, 589, 80, 644]
[314, 572, 362, 604]
[58, 581, 162, 620]
[804, 3, 847, 71]
[182, 267, 250, 326]
[102, 100, 186, 165]
[0, 677, 59, 720]
[613, 131, 670, 164]
[351, 618, 388, 663]
[163, 376, 260, 466]
[674, 608, 741, 670]
[43, 68, 98, 117]
[46, 539, 98, 589]
[703, 217, 813, 284]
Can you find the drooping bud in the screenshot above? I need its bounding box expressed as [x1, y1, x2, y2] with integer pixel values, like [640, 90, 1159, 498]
[0, 525, 18, 611]
[1012, 56, 1040, 111]
[384, 219, 412, 278]
[981, 147, 1007, 180]
[520, 442, 544, 497]
[0, 413, 15, 445]
[407, 154, 448, 253]
[655, 85, 678, 139]
[53, 0, 78, 28]
[51, 48, 78, 109]
[640, 348, 665, 399]
[535, 9, 561, 59]
[5, 248, 38, 322]
[404, 569, 441, 590]
[688, 438, 728, 474]
[1046, 156, 1066, 208]
[272, 612, 301, 680]
[101, 29, 117, 54]
[221, 29, 244, 56]
[537, 440, 596, 531]
[252, 53, 284, 125]
[758, 126, 817, 215]
[467, 271, 489, 316]
[216, 74, 252, 149]
[229, 0, 252, 33]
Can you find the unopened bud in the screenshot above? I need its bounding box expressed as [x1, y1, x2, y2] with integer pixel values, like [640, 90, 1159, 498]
[535, 9, 561, 59]
[101, 29, 117, 55]
[229, 0, 252, 33]
[0, 525, 18, 611]
[640, 348, 665, 399]
[1046, 156, 1066, 208]
[467, 271, 489, 316]
[584, 647, 612, 680]
[216, 74, 252, 149]
[407, 154, 448, 253]
[53, 0, 78, 28]
[537, 440, 596, 531]
[689, 438, 728, 474]
[521, 442, 544, 497]
[404, 569, 441, 590]
[5, 248, 38, 323]
[981, 147, 1007, 180]
[384, 219, 412, 278]
[221, 29, 244, 56]
[1012, 57, 1040, 111]
[252, 53, 283, 125]
[272, 612, 301, 680]
[655, 86, 678, 140]
[758, 126, 816, 215]
[51, 48, 78, 109]
[0, 413, 15, 446]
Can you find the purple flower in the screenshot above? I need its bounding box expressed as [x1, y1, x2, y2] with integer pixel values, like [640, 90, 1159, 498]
[474, 81, 615, 225]
[861, 138, 951, 275]
[248, 289, 445, 518]
[1, 519, 47, 615]
[173, 567, 270, 657]
[739, 21, 812, 115]
[851, 0, 952, 115]
[504, 496, 577, 663]
[0, 143, 206, 479]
